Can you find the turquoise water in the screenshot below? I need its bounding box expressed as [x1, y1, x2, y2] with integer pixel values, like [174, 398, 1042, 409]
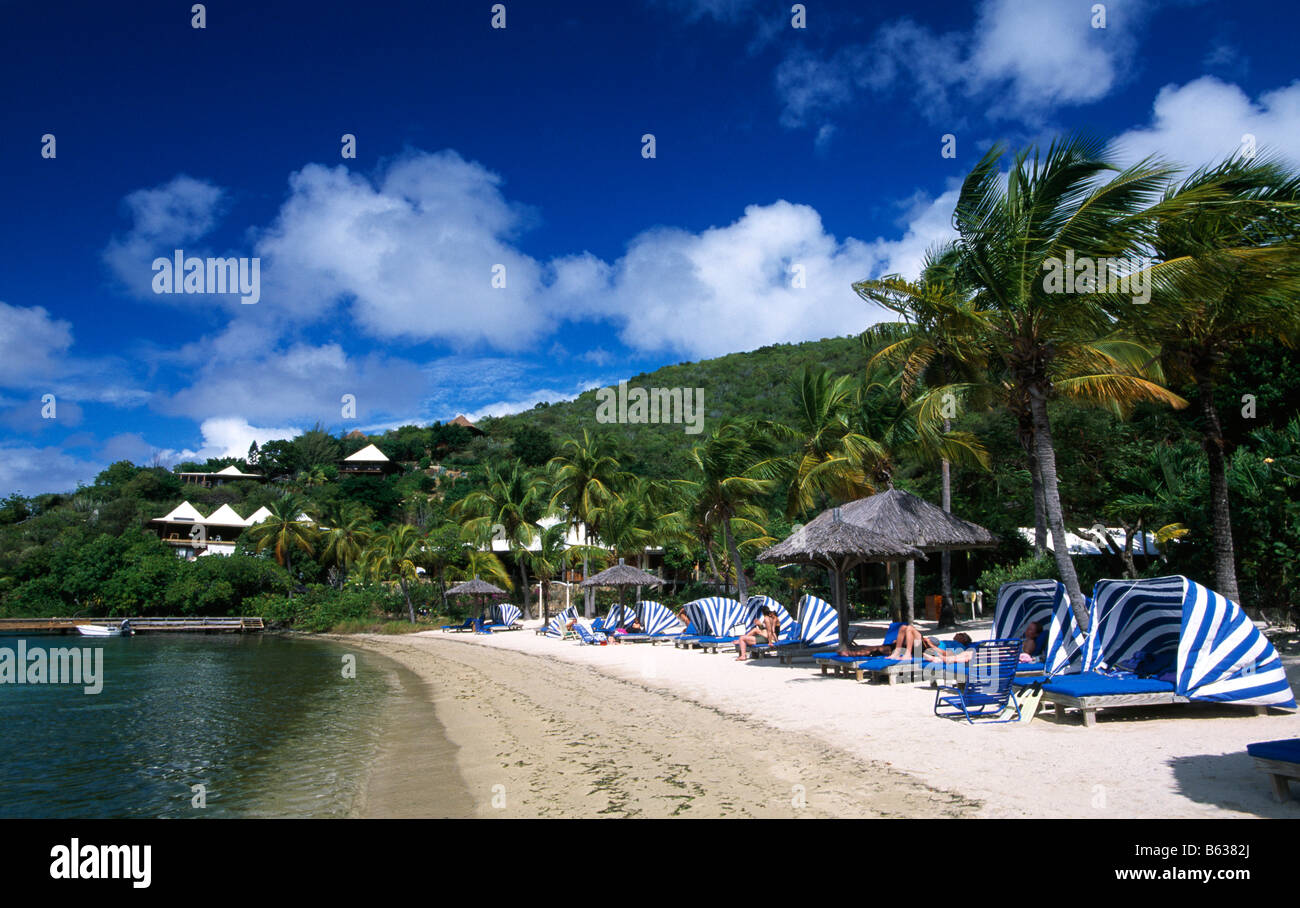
[0, 634, 398, 818]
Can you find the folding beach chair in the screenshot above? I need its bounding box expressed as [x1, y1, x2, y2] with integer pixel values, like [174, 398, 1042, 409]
[933, 639, 1024, 723]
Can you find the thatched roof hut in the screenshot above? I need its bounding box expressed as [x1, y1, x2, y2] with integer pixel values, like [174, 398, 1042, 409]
[817, 488, 997, 552]
[759, 511, 923, 647]
[446, 576, 508, 618]
[581, 558, 662, 612]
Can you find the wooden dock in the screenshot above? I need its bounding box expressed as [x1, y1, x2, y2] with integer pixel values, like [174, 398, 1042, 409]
[0, 616, 265, 635]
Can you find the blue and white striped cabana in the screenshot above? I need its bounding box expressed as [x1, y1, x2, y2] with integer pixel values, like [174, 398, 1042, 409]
[994, 579, 1078, 671]
[545, 606, 577, 638]
[1083, 575, 1296, 708]
[742, 595, 794, 634]
[603, 603, 636, 630]
[794, 594, 840, 648]
[492, 603, 522, 627]
[634, 600, 683, 636]
[681, 597, 745, 636]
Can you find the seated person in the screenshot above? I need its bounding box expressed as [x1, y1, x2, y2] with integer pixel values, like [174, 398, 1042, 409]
[735, 607, 780, 661]
[1019, 621, 1043, 662]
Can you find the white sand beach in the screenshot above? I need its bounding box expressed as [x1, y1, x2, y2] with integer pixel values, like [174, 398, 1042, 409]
[349, 619, 1300, 819]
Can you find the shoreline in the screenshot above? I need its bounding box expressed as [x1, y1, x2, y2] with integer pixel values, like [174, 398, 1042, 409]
[342, 622, 1300, 819]
[341, 632, 975, 818]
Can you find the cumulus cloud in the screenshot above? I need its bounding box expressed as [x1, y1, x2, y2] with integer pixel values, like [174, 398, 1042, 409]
[102, 175, 226, 299]
[156, 340, 429, 427]
[775, 0, 1157, 132]
[0, 301, 73, 388]
[255, 152, 551, 349]
[1111, 76, 1300, 170]
[155, 417, 305, 466]
[0, 444, 107, 497]
[547, 197, 954, 359]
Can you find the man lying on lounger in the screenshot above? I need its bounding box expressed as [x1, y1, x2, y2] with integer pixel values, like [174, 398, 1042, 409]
[839, 625, 972, 660]
[735, 606, 780, 661]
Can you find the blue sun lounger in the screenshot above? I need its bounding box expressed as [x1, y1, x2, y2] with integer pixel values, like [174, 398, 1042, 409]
[933, 639, 1024, 723]
[1032, 576, 1296, 726]
[440, 616, 474, 633]
[1246, 739, 1300, 802]
[573, 621, 608, 645]
[674, 597, 745, 649]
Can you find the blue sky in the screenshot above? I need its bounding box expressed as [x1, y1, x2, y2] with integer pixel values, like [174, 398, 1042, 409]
[1, 0, 1298, 495]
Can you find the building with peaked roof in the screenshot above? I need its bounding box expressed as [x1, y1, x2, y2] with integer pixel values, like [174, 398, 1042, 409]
[449, 414, 485, 436]
[339, 443, 401, 476]
[149, 500, 314, 560]
[177, 464, 266, 487]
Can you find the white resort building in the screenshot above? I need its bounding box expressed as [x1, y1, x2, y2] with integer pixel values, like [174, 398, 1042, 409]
[149, 501, 311, 560]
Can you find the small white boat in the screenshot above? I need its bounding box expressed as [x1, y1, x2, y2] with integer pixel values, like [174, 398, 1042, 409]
[75, 624, 134, 637]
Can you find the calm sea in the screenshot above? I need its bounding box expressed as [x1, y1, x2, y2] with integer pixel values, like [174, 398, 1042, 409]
[0, 634, 409, 818]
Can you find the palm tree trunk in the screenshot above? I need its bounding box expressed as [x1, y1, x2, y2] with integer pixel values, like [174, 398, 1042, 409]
[582, 550, 593, 618]
[1028, 386, 1090, 631]
[1019, 413, 1048, 555]
[722, 520, 748, 602]
[400, 578, 415, 623]
[938, 434, 956, 627]
[517, 559, 533, 620]
[1196, 370, 1242, 604]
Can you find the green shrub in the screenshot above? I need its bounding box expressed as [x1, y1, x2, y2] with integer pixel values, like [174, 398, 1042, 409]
[976, 554, 1059, 603]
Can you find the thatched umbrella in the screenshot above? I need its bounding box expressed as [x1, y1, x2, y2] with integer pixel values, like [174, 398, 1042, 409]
[758, 509, 922, 649]
[580, 558, 663, 619]
[446, 576, 508, 620]
[830, 488, 997, 623]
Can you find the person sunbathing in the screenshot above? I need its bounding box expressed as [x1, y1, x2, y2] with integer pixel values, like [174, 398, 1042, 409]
[735, 606, 780, 661]
[921, 632, 974, 663]
[839, 626, 971, 660]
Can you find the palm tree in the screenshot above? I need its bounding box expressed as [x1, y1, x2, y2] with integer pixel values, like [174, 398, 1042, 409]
[1123, 156, 1300, 604]
[244, 494, 316, 585]
[456, 462, 551, 619]
[364, 524, 426, 623]
[930, 136, 1187, 629]
[688, 421, 780, 602]
[777, 366, 878, 518]
[316, 501, 373, 588]
[522, 523, 603, 623]
[547, 430, 628, 617]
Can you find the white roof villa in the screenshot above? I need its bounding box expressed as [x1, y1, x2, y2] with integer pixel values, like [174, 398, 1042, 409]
[177, 465, 266, 487]
[150, 501, 313, 561]
[339, 443, 400, 475]
[1016, 527, 1160, 557]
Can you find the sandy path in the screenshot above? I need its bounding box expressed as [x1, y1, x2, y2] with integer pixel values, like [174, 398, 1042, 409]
[345, 634, 977, 818]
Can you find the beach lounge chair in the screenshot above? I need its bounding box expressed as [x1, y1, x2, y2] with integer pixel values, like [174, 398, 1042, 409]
[542, 607, 577, 638]
[992, 579, 1070, 676]
[487, 603, 523, 631]
[573, 621, 608, 645]
[1035, 576, 1296, 726]
[1246, 739, 1300, 802]
[775, 594, 842, 664]
[615, 601, 687, 643]
[815, 636, 970, 685]
[933, 639, 1024, 723]
[699, 596, 794, 654]
[440, 616, 474, 633]
[674, 597, 744, 649]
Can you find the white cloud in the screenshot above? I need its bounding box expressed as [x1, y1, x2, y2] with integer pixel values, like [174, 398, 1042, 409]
[775, 0, 1157, 131]
[155, 417, 304, 466]
[549, 197, 953, 359]
[0, 444, 106, 497]
[1112, 76, 1300, 169]
[156, 340, 429, 427]
[255, 152, 552, 350]
[103, 175, 226, 299]
[0, 302, 73, 388]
